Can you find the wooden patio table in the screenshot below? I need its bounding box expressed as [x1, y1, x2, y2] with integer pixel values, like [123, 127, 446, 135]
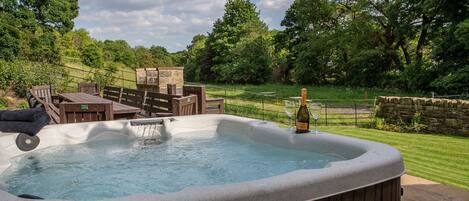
[59, 92, 141, 119]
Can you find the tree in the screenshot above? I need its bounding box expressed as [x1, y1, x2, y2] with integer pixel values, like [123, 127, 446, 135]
[134, 46, 156, 68]
[102, 40, 136, 67]
[149, 46, 174, 66]
[185, 35, 207, 81]
[199, 0, 274, 84]
[81, 43, 104, 68]
[20, 0, 79, 33]
[0, 23, 20, 61]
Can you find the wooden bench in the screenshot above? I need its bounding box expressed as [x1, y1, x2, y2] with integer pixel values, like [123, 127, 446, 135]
[172, 95, 198, 116]
[103, 86, 123, 102]
[183, 85, 225, 114]
[143, 91, 181, 117]
[78, 83, 100, 96]
[59, 102, 113, 124]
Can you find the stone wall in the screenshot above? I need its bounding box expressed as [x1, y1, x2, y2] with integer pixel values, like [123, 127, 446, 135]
[375, 96, 469, 135]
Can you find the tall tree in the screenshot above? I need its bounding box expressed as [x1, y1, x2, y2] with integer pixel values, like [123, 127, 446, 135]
[200, 0, 274, 83]
[20, 0, 79, 33]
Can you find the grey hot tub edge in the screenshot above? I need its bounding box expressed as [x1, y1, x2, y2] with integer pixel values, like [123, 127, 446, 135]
[0, 114, 405, 201]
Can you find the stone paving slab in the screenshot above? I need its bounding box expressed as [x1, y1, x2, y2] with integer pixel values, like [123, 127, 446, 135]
[402, 175, 469, 201]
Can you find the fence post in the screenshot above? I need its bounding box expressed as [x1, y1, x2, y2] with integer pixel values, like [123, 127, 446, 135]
[224, 88, 227, 111]
[354, 102, 358, 126]
[262, 97, 265, 121]
[325, 103, 328, 126]
[122, 71, 125, 88]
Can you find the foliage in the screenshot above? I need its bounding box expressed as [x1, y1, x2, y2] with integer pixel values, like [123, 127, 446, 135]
[134, 47, 156, 68]
[102, 40, 136, 67]
[149, 46, 174, 67]
[430, 19, 469, 94]
[278, 0, 469, 92]
[81, 43, 104, 68]
[86, 64, 118, 91]
[184, 35, 207, 82]
[0, 23, 20, 61]
[0, 60, 71, 96]
[193, 0, 275, 84]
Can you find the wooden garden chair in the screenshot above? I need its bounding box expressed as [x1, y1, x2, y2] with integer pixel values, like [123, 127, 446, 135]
[78, 83, 100, 96]
[172, 95, 198, 116]
[183, 85, 224, 114]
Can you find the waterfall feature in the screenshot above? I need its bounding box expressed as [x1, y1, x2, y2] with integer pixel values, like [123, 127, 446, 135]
[130, 119, 173, 145]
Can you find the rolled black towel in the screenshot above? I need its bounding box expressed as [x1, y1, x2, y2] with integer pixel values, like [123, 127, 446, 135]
[0, 108, 50, 136]
[0, 107, 45, 122]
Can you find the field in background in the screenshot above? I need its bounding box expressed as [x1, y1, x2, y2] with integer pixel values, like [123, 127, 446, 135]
[193, 83, 423, 126]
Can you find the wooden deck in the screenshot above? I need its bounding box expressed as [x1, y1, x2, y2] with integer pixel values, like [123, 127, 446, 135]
[59, 93, 141, 119]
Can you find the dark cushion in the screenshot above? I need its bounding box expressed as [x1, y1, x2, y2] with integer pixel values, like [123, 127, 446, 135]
[0, 113, 49, 136]
[0, 107, 45, 122]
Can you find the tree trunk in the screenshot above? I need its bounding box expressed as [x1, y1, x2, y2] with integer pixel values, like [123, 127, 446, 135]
[415, 15, 433, 65]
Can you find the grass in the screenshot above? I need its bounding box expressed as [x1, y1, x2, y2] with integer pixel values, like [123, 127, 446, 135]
[320, 126, 469, 190]
[195, 83, 425, 102]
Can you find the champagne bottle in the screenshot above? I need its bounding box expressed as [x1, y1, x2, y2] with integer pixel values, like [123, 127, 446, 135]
[296, 88, 310, 134]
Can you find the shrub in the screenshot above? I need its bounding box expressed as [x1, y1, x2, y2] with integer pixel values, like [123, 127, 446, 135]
[0, 60, 71, 97]
[81, 43, 104, 68]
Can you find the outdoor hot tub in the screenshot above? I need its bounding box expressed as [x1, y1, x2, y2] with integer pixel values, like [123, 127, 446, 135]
[0, 114, 405, 201]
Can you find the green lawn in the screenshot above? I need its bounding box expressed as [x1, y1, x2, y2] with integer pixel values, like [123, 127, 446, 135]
[320, 126, 469, 190]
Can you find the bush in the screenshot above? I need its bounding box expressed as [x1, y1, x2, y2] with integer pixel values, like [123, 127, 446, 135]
[86, 64, 117, 90]
[0, 96, 8, 109]
[81, 43, 104, 68]
[0, 60, 71, 97]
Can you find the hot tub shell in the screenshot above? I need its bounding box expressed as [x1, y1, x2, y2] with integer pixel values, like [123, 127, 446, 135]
[0, 114, 405, 201]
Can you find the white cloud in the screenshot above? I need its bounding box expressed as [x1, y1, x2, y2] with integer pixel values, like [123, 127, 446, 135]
[258, 0, 293, 10]
[74, 0, 293, 52]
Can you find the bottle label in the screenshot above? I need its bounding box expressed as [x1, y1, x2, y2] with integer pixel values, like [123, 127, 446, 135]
[296, 122, 309, 130]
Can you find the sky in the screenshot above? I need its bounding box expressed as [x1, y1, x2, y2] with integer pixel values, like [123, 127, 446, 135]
[74, 0, 294, 52]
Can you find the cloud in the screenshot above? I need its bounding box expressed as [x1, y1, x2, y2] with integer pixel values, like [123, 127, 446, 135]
[74, 0, 292, 52]
[258, 0, 293, 10]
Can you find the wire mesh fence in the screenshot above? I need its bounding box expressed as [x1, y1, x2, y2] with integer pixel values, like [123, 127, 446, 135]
[198, 84, 375, 127]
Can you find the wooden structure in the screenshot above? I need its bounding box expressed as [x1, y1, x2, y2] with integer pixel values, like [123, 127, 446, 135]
[60, 93, 141, 119]
[103, 86, 123, 102]
[317, 177, 401, 201]
[120, 88, 145, 109]
[172, 95, 198, 116]
[183, 85, 224, 114]
[78, 83, 100, 96]
[31, 85, 59, 104]
[143, 91, 181, 117]
[59, 102, 113, 124]
[167, 84, 177, 95]
[136, 67, 184, 93]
